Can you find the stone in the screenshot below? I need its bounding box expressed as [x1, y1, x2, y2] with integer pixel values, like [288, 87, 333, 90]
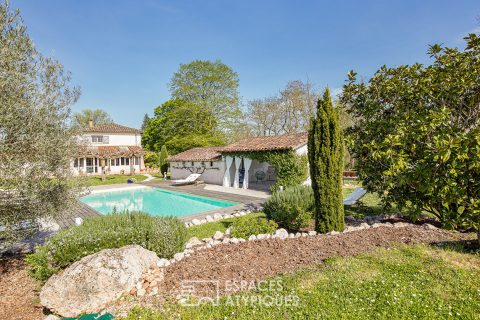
[225, 227, 232, 236]
[371, 223, 384, 228]
[308, 231, 317, 236]
[200, 219, 207, 224]
[222, 238, 230, 244]
[213, 231, 224, 240]
[174, 252, 185, 261]
[230, 238, 239, 244]
[191, 219, 201, 225]
[239, 211, 247, 216]
[238, 238, 246, 243]
[212, 240, 221, 246]
[423, 223, 438, 230]
[330, 231, 339, 235]
[205, 215, 214, 222]
[294, 233, 302, 238]
[137, 287, 146, 296]
[44, 315, 61, 320]
[289, 233, 295, 238]
[274, 228, 289, 240]
[213, 213, 222, 220]
[40, 245, 159, 318]
[248, 235, 257, 241]
[359, 222, 370, 229]
[185, 237, 203, 249]
[202, 238, 211, 243]
[393, 222, 410, 228]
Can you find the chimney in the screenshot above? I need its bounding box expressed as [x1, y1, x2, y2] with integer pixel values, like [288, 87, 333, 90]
[88, 119, 93, 128]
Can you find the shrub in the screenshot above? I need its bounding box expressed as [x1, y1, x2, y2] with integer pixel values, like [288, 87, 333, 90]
[341, 34, 480, 233]
[230, 215, 278, 239]
[264, 186, 314, 231]
[25, 211, 188, 281]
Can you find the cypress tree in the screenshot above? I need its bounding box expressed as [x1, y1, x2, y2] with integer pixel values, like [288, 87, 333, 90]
[159, 145, 169, 174]
[308, 88, 345, 233]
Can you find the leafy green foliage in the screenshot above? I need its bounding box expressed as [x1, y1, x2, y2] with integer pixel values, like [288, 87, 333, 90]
[169, 59, 243, 135]
[309, 89, 345, 233]
[159, 145, 169, 174]
[72, 108, 113, 128]
[142, 99, 225, 154]
[122, 244, 480, 320]
[230, 215, 278, 239]
[25, 212, 188, 281]
[0, 2, 80, 242]
[264, 186, 314, 231]
[229, 150, 308, 192]
[144, 151, 160, 168]
[341, 34, 480, 231]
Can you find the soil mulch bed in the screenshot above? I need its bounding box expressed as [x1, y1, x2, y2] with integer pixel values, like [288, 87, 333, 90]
[0, 254, 45, 320]
[160, 226, 474, 297]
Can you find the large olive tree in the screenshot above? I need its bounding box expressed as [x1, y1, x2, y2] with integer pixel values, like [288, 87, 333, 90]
[341, 34, 480, 235]
[0, 2, 80, 242]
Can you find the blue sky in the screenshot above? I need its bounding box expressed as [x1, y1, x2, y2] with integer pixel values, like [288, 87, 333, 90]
[12, 0, 479, 128]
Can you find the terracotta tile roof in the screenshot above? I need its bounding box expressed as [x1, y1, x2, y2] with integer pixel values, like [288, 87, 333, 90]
[83, 123, 141, 134]
[221, 132, 308, 152]
[167, 147, 223, 162]
[78, 146, 144, 157]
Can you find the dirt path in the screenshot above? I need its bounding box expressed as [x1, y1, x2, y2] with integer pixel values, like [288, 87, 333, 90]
[0, 255, 44, 320]
[160, 226, 473, 296]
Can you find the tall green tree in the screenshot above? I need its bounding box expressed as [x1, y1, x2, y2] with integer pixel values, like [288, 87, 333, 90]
[341, 34, 480, 236]
[72, 108, 113, 128]
[308, 89, 345, 233]
[0, 2, 80, 242]
[141, 113, 150, 131]
[142, 99, 225, 154]
[159, 145, 169, 174]
[169, 60, 243, 135]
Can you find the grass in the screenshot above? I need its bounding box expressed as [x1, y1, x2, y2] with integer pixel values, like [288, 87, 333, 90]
[342, 188, 399, 219]
[122, 244, 480, 319]
[187, 212, 266, 239]
[77, 174, 149, 186]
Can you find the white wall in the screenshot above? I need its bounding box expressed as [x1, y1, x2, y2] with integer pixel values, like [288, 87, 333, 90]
[80, 133, 141, 146]
[295, 144, 308, 155]
[170, 161, 225, 184]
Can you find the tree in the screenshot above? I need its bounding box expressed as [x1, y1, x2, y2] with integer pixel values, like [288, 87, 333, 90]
[72, 108, 113, 128]
[169, 60, 243, 135]
[142, 99, 225, 154]
[159, 145, 169, 175]
[0, 2, 80, 242]
[341, 34, 480, 236]
[247, 80, 319, 136]
[308, 89, 345, 233]
[141, 113, 150, 131]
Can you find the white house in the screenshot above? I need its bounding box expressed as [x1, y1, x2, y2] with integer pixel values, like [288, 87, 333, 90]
[168, 132, 308, 190]
[71, 121, 145, 176]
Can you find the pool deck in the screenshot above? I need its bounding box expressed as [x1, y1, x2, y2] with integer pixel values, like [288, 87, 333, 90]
[62, 181, 267, 229]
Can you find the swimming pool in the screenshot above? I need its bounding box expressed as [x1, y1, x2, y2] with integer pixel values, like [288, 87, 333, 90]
[80, 187, 236, 217]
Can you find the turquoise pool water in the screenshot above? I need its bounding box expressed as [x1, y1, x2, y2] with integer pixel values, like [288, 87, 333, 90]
[80, 187, 236, 217]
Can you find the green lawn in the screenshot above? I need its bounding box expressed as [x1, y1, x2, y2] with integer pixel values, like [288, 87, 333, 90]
[187, 212, 266, 239]
[342, 188, 399, 219]
[122, 244, 480, 319]
[78, 174, 149, 186]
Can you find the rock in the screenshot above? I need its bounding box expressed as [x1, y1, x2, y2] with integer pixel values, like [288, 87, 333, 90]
[44, 315, 61, 320]
[191, 219, 201, 225]
[238, 238, 246, 243]
[200, 219, 207, 224]
[294, 233, 302, 238]
[213, 213, 222, 220]
[423, 223, 437, 230]
[205, 215, 214, 222]
[225, 227, 232, 236]
[40, 245, 158, 318]
[230, 238, 239, 244]
[137, 287, 146, 297]
[185, 237, 203, 249]
[222, 238, 230, 244]
[202, 237, 211, 243]
[212, 240, 221, 246]
[174, 252, 185, 261]
[393, 222, 410, 228]
[239, 211, 247, 216]
[213, 231, 224, 240]
[359, 222, 370, 229]
[308, 231, 317, 236]
[256, 234, 266, 240]
[274, 228, 289, 240]
[248, 235, 257, 241]
[330, 231, 339, 235]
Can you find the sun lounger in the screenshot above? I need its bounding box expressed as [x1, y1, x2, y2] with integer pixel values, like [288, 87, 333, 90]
[342, 187, 367, 205]
[171, 173, 202, 186]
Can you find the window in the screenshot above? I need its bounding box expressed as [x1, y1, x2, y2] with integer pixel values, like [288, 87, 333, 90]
[134, 157, 139, 165]
[121, 157, 125, 166]
[111, 159, 115, 166]
[125, 157, 130, 165]
[80, 158, 84, 167]
[116, 158, 120, 166]
[91, 135, 103, 143]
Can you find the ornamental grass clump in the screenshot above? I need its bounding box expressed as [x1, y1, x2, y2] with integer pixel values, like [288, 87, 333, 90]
[264, 186, 314, 231]
[26, 211, 188, 281]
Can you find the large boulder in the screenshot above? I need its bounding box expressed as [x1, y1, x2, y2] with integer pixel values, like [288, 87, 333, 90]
[40, 245, 159, 317]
